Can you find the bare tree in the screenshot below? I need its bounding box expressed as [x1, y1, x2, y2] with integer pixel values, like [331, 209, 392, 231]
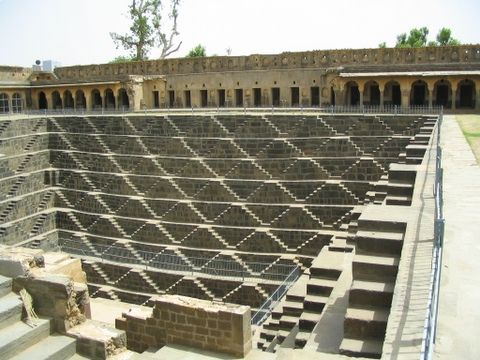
[110, 0, 159, 61]
[152, 0, 182, 58]
[110, 0, 182, 61]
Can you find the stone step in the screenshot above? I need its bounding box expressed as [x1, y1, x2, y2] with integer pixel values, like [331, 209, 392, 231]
[285, 292, 305, 303]
[349, 280, 395, 308]
[0, 317, 51, 359]
[278, 315, 298, 331]
[282, 301, 303, 317]
[419, 126, 434, 134]
[353, 254, 399, 282]
[299, 311, 322, 331]
[388, 164, 417, 184]
[67, 319, 126, 360]
[271, 306, 284, 320]
[0, 275, 12, 297]
[309, 267, 342, 280]
[303, 294, 328, 313]
[413, 133, 431, 145]
[260, 329, 276, 341]
[294, 330, 310, 349]
[66, 354, 91, 360]
[263, 319, 279, 331]
[355, 230, 404, 256]
[406, 144, 427, 157]
[9, 334, 77, 360]
[405, 156, 424, 165]
[0, 293, 23, 331]
[339, 337, 383, 359]
[385, 195, 412, 206]
[357, 217, 406, 233]
[276, 329, 292, 343]
[306, 278, 337, 296]
[344, 307, 389, 339]
[387, 182, 414, 197]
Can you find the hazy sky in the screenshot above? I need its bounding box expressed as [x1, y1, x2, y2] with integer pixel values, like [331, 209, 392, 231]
[1, 0, 479, 67]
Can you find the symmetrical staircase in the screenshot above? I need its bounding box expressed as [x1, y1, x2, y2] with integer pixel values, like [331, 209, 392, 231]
[340, 217, 405, 358]
[257, 247, 344, 352]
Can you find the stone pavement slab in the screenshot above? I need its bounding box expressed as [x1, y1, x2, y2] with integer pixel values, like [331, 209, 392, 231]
[434, 116, 480, 360]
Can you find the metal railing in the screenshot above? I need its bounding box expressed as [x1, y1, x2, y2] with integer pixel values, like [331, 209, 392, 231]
[58, 237, 298, 283]
[251, 265, 300, 325]
[421, 110, 445, 360]
[0, 104, 443, 118]
[323, 105, 443, 115]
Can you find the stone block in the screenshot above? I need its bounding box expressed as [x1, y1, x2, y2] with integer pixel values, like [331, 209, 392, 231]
[117, 294, 251, 357]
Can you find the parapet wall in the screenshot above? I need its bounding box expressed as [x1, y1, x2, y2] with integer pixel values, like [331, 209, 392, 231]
[116, 294, 251, 356]
[0, 66, 32, 83]
[53, 45, 480, 82]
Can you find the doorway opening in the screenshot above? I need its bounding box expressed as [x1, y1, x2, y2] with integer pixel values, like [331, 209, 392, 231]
[235, 89, 243, 107]
[271, 87, 280, 106]
[200, 90, 208, 107]
[311, 86, 320, 106]
[291, 87, 299, 107]
[253, 88, 261, 107]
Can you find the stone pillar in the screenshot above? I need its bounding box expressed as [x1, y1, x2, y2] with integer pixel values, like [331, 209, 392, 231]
[476, 82, 480, 111]
[191, 90, 201, 108]
[46, 92, 53, 110]
[301, 87, 309, 107]
[334, 89, 345, 106]
[428, 86, 434, 108]
[244, 89, 251, 107]
[451, 83, 458, 110]
[8, 95, 12, 113]
[85, 91, 92, 111]
[401, 88, 410, 108]
[31, 93, 38, 110]
[262, 89, 269, 107]
[379, 84, 385, 108]
[226, 89, 233, 107]
[359, 89, 364, 107]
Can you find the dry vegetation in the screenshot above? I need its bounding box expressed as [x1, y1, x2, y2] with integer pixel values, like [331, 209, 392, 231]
[456, 115, 480, 164]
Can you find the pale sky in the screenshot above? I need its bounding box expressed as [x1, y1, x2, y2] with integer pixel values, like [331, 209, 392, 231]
[0, 0, 479, 67]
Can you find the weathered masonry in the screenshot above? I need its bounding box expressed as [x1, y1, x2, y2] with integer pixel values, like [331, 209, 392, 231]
[0, 45, 479, 112]
[0, 112, 438, 358]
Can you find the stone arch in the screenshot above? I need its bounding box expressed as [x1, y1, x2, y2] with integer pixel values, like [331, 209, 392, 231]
[91, 89, 102, 109]
[104, 88, 116, 109]
[456, 79, 476, 108]
[63, 90, 74, 109]
[38, 91, 48, 110]
[75, 90, 86, 109]
[410, 80, 428, 106]
[118, 88, 129, 109]
[0, 93, 9, 113]
[52, 91, 63, 109]
[345, 81, 360, 106]
[12, 93, 22, 113]
[363, 80, 380, 106]
[433, 79, 452, 108]
[384, 80, 401, 106]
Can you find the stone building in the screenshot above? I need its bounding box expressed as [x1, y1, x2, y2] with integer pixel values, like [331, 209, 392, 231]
[0, 45, 479, 112]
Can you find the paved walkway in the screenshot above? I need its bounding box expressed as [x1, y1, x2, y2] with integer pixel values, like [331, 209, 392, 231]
[434, 115, 480, 359]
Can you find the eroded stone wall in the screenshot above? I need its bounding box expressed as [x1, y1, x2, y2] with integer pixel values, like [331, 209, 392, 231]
[116, 294, 251, 356]
[53, 45, 480, 81]
[0, 114, 430, 313]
